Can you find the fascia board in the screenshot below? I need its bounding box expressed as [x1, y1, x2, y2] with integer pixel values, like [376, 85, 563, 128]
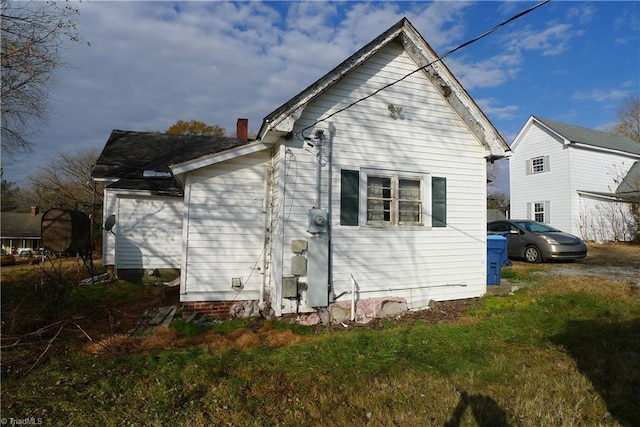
[531, 117, 570, 145]
[577, 190, 632, 202]
[93, 177, 119, 184]
[510, 116, 537, 152]
[569, 142, 640, 159]
[170, 141, 271, 175]
[110, 189, 181, 198]
[399, 30, 510, 159]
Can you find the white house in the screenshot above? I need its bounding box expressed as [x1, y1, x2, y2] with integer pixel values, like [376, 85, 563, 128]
[510, 115, 640, 242]
[169, 18, 511, 319]
[92, 128, 252, 281]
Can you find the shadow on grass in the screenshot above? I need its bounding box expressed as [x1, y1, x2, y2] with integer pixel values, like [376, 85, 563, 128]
[551, 319, 640, 427]
[445, 391, 511, 427]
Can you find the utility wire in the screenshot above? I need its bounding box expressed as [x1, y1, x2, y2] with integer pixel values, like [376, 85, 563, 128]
[296, 0, 550, 139]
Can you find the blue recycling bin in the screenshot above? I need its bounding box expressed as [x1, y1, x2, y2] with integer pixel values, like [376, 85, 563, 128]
[487, 234, 508, 285]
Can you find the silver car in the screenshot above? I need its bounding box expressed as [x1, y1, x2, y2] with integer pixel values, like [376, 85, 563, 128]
[487, 220, 587, 263]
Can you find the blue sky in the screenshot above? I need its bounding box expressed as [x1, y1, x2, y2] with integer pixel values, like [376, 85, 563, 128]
[2, 1, 639, 196]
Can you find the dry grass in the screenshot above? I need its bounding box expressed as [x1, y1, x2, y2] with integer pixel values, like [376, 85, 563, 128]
[583, 242, 640, 267]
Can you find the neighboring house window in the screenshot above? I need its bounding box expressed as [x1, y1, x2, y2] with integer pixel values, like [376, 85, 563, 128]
[533, 202, 545, 222]
[527, 201, 550, 223]
[527, 156, 550, 175]
[340, 169, 440, 227]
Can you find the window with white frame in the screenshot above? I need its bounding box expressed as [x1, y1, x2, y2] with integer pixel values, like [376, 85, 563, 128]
[366, 174, 422, 225]
[340, 169, 446, 227]
[528, 156, 550, 175]
[533, 202, 545, 222]
[528, 200, 550, 223]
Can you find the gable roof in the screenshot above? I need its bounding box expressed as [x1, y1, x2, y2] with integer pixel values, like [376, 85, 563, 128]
[92, 130, 251, 192]
[0, 212, 43, 239]
[257, 17, 510, 160]
[529, 116, 640, 156]
[616, 160, 640, 198]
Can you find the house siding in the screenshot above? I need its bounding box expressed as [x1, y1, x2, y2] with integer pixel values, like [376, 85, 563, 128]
[274, 43, 488, 313]
[115, 195, 183, 269]
[181, 151, 270, 302]
[102, 189, 118, 266]
[569, 146, 638, 241]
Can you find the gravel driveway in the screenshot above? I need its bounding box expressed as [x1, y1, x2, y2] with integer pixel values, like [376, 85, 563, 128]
[535, 263, 639, 286]
[487, 260, 640, 296]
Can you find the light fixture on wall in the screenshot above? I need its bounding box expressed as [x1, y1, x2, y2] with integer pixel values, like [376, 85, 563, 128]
[388, 103, 404, 120]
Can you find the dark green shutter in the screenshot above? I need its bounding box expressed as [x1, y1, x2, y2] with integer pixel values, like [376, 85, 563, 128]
[340, 170, 359, 226]
[432, 177, 446, 227]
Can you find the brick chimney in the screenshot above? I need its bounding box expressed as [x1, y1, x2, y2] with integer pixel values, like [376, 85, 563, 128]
[31, 206, 39, 216]
[237, 118, 248, 142]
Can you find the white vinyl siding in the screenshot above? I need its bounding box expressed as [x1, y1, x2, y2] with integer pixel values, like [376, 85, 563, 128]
[101, 188, 118, 266]
[181, 151, 269, 301]
[274, 42, 488, 312]
[115, 196, 183, 269]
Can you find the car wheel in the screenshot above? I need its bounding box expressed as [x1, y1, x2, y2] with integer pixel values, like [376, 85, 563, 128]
[524, 245, 541, 263]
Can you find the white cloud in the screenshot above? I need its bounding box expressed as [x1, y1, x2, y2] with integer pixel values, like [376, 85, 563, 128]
[508, 22, 577, 56]
[572, 88, 633, 103]
[567, 5, 596, 26]
[476, 98, 520, 120]
[445, 52, 521, 90]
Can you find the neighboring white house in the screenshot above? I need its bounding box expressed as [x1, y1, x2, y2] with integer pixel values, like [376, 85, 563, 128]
[510, 115, 640, 242]
[169, 18, 511, 319]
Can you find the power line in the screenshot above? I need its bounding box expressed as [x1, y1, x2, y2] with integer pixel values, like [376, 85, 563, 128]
[296, 0, 550, 139]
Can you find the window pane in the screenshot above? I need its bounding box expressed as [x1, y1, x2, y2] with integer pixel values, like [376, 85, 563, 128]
[534, 202, 544, 222]
[367, 176, 392, 223]
[399, 179, 420, 200]
[398, 179, 421, 223]
[367, 199, 391, 222]
[368, 177, 391, 197]
[399, 201, 421, 223]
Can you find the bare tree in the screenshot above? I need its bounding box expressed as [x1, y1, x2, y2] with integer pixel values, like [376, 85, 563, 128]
[26, 150, 101, 214]
[612, 94, 640, 144]
[0, 168, 21, 211]
[1, 0, 85, 156]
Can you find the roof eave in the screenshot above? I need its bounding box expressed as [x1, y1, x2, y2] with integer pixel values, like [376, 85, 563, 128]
[258, 18, 510, 159]
[170, 140, 272, 176]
